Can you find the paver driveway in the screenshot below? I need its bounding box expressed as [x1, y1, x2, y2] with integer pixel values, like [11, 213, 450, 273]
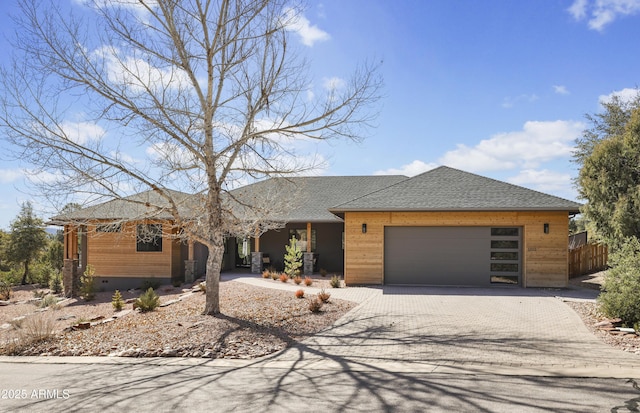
[237, 277, 640, 374]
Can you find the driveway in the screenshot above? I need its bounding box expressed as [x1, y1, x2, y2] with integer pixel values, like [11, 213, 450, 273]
[236, 278, 640, 376]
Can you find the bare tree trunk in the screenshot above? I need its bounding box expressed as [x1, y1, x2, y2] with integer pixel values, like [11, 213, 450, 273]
[21, 261, 29, 285]
[203, 251, 221, 314]
[203, 226, 225, 315]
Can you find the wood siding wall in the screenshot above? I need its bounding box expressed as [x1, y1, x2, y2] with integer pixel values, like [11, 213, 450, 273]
[85, 221, 182, 279]
[344, 211, 570, 288]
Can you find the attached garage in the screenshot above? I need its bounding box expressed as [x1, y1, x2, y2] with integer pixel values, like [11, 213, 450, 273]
[331, 166, 582, 288]
[384, 226, 521, 286]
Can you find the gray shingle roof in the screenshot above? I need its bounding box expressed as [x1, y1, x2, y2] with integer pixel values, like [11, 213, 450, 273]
[51, 167, 581, 224]
[50, 189, 196, 223]
[330, 166, 582, 213]
[228, 175, 408, 223]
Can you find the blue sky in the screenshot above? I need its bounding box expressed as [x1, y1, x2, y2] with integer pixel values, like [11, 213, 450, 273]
[1, 0, 640, 229]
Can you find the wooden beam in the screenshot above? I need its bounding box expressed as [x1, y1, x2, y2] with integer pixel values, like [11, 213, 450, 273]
[188, 240, 195, 261]
[254, 228, 260, 252]
[306, 222, 312, 253]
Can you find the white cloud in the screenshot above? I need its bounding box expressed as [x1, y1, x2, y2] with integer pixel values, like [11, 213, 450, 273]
[283, 8, 330, 47]
[0, 169, 23, 184]
[438, 120, 585, 172]
[568, 0, 589, 19]
[92, 46, 191, 93]
[501, 94, 538, 109]
[60, 120, 106, 145]
[374, 160, 438, 177]
[507, 169, 575, 194]
[323, 77, 346, 91]
[568, 0, 640, 31]
[553, 85, 570, 95]
[599, 87, 639, 105]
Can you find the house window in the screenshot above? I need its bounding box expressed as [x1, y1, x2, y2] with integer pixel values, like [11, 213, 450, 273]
[491, 227, 519, 236]
[490, 240, 519, 249]
[490, 251, 518, 261]
[490, 227, 520, 285]
[137, 224, 163, 252]
[289, 229, 316, 252]
[96, 223, 122, 233]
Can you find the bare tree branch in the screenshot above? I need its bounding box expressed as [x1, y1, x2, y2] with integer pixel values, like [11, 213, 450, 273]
[0, 0, 382, 314]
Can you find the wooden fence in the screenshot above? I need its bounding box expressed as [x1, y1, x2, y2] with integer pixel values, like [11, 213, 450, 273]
[569, 243, 608, 277]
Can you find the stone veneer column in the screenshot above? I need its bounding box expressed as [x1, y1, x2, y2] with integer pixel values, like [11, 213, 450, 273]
[251, 252, 263, 274]
[184, 260, 197, 283]
[63, 259, 79, 297]
[303, 252, 315, 275]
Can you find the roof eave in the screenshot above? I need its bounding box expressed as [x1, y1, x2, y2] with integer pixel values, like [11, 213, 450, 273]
[329, 207, 582, 214]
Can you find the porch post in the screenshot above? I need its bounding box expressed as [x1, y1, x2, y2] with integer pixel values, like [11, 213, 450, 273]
[251, 229, 262, 273]
[185, 240, 196, 283]
[303, 222, 314, 275]
[63, 225, 80, 297]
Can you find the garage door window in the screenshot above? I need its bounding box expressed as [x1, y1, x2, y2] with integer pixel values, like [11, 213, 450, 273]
[490, 227, 520, 285]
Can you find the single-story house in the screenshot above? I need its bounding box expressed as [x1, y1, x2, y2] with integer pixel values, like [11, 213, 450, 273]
[53, 166, 581, 291]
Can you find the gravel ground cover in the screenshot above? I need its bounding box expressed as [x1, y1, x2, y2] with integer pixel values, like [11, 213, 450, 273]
[0, 280, 355, 358]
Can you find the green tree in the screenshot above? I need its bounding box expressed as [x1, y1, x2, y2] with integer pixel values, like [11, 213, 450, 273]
[45, 235, 64, 271]
[0, 0, 380, 314]
[598, 237, 640, 327]
[284, 237, 302, 278]
[577, 106, 640, 248]
[573, 91, 640, 167]
[0, 230, 11, 272]
[6, 202, 48, 285]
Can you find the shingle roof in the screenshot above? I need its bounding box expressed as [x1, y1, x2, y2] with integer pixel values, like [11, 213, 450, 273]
[51, 167, 581, 224]
[50, 189, 196, 223]
[330, 166, 582, 213]
[228, 175, 408, 223]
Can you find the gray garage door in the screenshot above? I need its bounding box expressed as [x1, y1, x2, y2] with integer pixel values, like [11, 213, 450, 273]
[384, 226, 521, 286]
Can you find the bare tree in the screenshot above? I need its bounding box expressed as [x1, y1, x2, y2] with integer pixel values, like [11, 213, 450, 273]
[0, 0, 381, 314]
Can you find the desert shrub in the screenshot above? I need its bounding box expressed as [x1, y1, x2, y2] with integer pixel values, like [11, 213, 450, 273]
[134, 287, 160, 312]
[319, 268, 328, 277]
[33, 289, 46, 298]
[317, 288, 331, 303]
[293, 276, 302, 285]
[0, 278, 12, 300]
[38, 294, 59, 309]
[262, 270, 271, 279]
[330, 275, 341, 288]
[304, 276, 313, 286]
[16, 311, 57, 344]
[271, 272, 280, 280]
[599, 238, 640, 326]
[279, 273, 288, 283]
[198, 282, 206, 292]
[308, 298, 323, 313]
[295, 289, 304, 298]
[49, 270, 63, 294]
[140, 279, 161, 291]
[80, 264, 96, 301]
[112, 290, 125, 311]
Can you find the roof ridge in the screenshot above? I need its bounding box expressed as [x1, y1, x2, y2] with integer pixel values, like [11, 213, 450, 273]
[330, 174, 412, 209]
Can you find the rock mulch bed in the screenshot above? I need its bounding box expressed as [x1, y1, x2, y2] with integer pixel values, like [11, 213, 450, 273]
[0, 281, 355, 359]
[565, 300, 640, 355]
